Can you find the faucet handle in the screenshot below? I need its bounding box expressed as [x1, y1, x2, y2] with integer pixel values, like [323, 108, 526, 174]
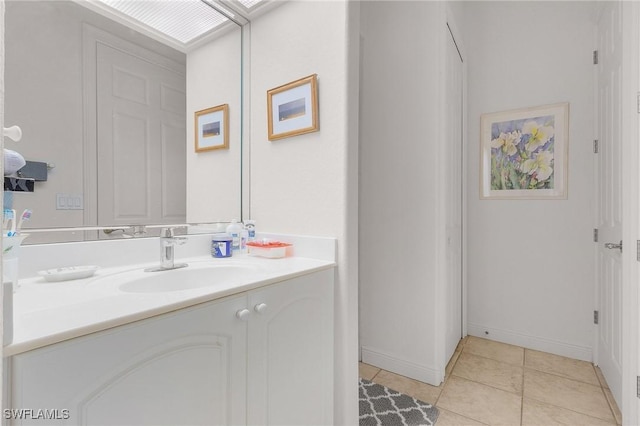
[160, 227, 174, 238]
[160, 228, 188, 245]
[159, 225, 189, 238]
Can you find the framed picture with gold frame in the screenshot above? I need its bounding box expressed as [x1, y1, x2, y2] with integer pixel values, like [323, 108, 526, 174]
[267, 74, 318, 141]
[195, 104, 229, 152]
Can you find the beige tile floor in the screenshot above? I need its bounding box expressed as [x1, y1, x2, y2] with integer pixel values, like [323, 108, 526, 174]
[359, 336, 622, 425]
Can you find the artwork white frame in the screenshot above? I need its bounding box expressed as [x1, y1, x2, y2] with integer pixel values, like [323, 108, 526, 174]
[480, 102, 569, 199]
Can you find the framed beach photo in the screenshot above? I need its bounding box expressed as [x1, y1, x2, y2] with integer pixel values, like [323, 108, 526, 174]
[195, 104, 229, 152]
[267, 74, 318, 141]
[480, 102, 569, 200]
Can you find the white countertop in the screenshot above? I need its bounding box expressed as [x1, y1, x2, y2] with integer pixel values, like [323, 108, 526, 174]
[5, 254, 335, 357]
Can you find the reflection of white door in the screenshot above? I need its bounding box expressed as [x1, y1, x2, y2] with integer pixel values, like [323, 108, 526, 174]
[96, 43, 186, 227]
[595, 1, 623, 406]
[444, 24, 464, 364]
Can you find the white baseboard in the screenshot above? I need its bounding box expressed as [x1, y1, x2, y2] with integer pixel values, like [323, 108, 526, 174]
[467, 323, 593, 362]
[360, 346, 443, 386]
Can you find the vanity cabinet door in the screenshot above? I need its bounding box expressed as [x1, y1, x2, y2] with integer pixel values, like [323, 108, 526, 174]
[246, 269, 334, 426]
[10, 294, 248, 426]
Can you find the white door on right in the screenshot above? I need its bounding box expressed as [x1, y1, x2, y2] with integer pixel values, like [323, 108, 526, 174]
[595, 0, 623, 406]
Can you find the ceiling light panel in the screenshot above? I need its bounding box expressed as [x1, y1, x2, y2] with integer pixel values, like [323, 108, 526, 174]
[98, 0, 228, 44]
[236, 0, 264, 10]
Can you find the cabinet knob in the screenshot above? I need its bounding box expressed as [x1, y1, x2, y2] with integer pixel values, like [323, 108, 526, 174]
[254, 303, 268, 314]
[236, 308, 251, 321]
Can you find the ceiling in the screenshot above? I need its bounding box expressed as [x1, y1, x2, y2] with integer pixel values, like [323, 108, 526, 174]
[75, 0, 275, 52]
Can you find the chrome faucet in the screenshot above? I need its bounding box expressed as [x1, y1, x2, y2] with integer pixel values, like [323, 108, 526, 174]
[103, 225, 147, 238]
[145, 227, 188, 272]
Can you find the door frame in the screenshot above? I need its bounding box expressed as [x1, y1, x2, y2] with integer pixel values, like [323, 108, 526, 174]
[446, 4, 468, 343]
[434, 3, 468, 380]
[620, 1, 640, 423]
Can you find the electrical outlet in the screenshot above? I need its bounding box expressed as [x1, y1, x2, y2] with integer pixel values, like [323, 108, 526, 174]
[56, 194, 66, 210]
[56, 193, 84, 210]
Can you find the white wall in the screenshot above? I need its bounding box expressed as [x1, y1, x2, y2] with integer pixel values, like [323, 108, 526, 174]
[462, 1, 596, 360]
[248, 2, 358, 424]
[359, 1, 446, 384]
[186, 27, 242, 223]
[5, 1, 91, 231]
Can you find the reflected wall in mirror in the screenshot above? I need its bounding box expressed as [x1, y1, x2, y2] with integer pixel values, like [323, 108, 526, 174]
[4, 0, 242, 244]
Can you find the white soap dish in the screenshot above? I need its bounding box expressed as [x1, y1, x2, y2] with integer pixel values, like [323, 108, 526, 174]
[38, 265, 99, 282]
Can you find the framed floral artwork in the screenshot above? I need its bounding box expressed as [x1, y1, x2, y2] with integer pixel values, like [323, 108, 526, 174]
[480, 102, 569, 199]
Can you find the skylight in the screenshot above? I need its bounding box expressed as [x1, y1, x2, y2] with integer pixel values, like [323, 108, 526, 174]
[97, 0, 229, 44]
[236, 0, 265, 9]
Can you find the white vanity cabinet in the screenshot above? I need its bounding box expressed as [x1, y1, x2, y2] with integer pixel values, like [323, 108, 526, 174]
[9, 293, 249, 426]
[7, 269, 334, 426]
[247, 269, 334, 425]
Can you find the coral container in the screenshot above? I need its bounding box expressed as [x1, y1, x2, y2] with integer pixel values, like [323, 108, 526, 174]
[246, 241, 292, 258]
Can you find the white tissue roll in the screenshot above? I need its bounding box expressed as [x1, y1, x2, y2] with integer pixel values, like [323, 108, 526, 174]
[4, 149, 26, 175]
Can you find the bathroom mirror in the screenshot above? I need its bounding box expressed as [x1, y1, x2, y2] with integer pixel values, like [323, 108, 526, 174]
[3, 0, 243, 244]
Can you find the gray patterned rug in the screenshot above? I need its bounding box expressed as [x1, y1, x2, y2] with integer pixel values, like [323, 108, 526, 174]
[359, 378, 439, 425]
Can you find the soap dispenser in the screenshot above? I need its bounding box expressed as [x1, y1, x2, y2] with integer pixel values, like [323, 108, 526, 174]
[226, 219, 242, 252]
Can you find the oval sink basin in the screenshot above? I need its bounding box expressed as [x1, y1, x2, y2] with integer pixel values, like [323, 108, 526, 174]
[118, 264, 262, 293]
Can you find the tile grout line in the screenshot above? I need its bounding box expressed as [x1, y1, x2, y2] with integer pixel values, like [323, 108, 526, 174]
[524, 365, 608, 390]
[437, 407, 492, 426]
[446, 338, 616, 425]
[523, 394, 620, 424]
[435, 339, 466, 407]
[438, 344, 517, 426]
[369, 367, 381, 382]
[449, 348, 526, 398]
[444, 343, 513, 424]
[522, 360, 617, 424]
[448, 343, 527, 399]
[522, 363, 604, 388]
[522, 364, 617, 422]
[367, 339, 615, 425]
[449, 369, 524, 398]
[435, 365, 450, 406]
[461, 348, 527, 368]
[593, 364, 620, 425]
[521, 349, 526, 426]
[436, 352, 459, 407]
[433, 378, 446, 406]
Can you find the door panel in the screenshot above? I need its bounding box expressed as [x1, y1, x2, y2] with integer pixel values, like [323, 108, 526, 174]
[96, 43, 186, 227]
[111, 111, 151, 220]
[444, 24, 464, 363]
[11, 295, 248, 426]
[596, 0, 623, 405]
[247, 271, 334, 426]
